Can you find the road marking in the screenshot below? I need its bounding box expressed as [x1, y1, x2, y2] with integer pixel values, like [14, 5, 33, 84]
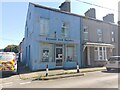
[0, 82, 13, 87]
[20, 82, 31, 85]
[1, 82, 13, 85]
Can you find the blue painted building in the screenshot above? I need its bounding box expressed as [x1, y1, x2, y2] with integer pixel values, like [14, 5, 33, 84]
[21, 2, 82, 71]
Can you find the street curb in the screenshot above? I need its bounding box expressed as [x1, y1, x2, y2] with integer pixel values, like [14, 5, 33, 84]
[81, 68, 106, 73]
[32, 73, 85, 81]
[19, 67, 106, 80]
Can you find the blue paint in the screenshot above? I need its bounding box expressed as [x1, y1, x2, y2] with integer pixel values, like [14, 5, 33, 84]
[21, 3, 82, 71]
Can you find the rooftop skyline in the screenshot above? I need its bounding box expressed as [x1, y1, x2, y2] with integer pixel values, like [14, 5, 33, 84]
[0, 0, 119, 49]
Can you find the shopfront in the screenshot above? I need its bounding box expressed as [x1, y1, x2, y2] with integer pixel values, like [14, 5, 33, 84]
[38, 36, 80, 70]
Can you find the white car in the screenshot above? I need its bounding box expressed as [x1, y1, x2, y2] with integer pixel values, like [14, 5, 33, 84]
[105, 56, 120, 71]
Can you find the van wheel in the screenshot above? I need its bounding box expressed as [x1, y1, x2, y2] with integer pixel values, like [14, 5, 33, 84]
[106, 68, 111, 71]
[13, 70, 18, 75]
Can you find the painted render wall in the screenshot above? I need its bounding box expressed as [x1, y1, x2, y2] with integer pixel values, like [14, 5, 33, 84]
[23, 4, 82, 71]
[81, 17, 118, 67]
[21, 3, 118, 70]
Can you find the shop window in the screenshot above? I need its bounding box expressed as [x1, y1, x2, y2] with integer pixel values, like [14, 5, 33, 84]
[41, 43, 53, 62]
[40, 18, 49, 35]
[42, 49, 49, 62]
[66, 46, 74, 62]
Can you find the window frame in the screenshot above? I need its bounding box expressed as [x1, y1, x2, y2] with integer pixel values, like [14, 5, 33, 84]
[97, 29, 103, 42]
[61, 22, 69, 37]
[40, 18, 49, 36]
[42, 48, 49, 62]
[41, 43, 54, 62]
[111, 31, 115, 42]
[94, 47, 107, 61]
[65, 45, 75, 62]
[83, 26, 88, 41]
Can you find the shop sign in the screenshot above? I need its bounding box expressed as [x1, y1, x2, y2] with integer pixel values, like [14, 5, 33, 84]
[46, 37, 74, 42]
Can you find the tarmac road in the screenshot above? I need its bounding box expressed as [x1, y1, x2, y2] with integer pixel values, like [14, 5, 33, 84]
[1, 70, 119, 88]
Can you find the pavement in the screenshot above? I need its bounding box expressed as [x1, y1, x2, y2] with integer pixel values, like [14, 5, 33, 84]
[18, 62, 106, 80]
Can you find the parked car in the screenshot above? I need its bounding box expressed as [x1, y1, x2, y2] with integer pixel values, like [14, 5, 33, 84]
[0, 52, 17, 74]
[105, 56, 120, 71]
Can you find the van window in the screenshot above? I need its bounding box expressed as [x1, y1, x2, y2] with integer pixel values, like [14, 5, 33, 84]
[0, 54, 14, 61]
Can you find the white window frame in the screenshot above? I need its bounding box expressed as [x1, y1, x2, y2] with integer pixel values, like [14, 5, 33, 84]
[66, 45, 74, 62]
[94, 47, 98, 60]
[83, 26, 88, 41]
[95, 47, 107, 61]
[40, 18, 49, 36]
[61, 22, 69, 37]
[111, 31, 115, 42]
[97, 29, 103, 42]
[41, 43, 53, 62]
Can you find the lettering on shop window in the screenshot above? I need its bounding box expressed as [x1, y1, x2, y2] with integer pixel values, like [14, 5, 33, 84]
[42, 49, 49, 62]
[67, 56, 72, 62]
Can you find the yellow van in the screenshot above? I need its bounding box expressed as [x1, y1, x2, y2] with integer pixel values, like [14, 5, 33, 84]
[0, 52, 17, 74]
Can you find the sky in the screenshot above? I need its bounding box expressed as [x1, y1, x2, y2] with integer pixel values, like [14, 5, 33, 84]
[0, 0, 120, 49]
[118, 1, 120, 21]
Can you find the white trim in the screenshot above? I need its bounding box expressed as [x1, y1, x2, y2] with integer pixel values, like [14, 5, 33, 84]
[95, 46, 108, 61]
[84, 42, 114, 48]
[84, 42, 113, 61]
[55, 45, 63, 67]
[98, 47, 100, 60]
[102, 47, 104, 60]
[105, 47, 107, 60]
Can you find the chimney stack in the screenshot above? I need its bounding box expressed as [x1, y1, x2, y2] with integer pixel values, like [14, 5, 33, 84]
[59, 0, 71, 12]
[84, 8, 96, 19]
[103, 14, 114, 23]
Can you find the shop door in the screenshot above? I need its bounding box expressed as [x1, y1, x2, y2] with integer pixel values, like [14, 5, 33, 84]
[55, 46, 63, 67]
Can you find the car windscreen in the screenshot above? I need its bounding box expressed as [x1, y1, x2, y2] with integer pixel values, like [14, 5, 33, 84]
[0, 54, 14, 61]
[108, 57, 120, 61]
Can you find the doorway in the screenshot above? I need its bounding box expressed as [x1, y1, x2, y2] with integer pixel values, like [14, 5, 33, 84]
[55, 45, 63, 67]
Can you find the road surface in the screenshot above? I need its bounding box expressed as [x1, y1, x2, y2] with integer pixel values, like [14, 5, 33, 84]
[0, 70, 119, 88]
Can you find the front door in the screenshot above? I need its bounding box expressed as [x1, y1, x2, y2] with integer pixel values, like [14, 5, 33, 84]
[55, 45, 63, 67]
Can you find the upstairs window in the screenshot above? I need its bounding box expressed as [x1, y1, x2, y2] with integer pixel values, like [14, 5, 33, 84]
[111, 31, 115, 42]
[61, 22, 69, 37]
[97, 29, 103, 42]
[40, 18, 49, 35]
[83, 26, 88, 41]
